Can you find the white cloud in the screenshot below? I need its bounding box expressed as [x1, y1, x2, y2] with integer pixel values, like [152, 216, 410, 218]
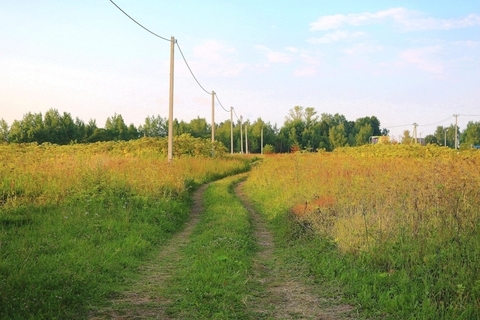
[343, 43, 383, 55]
[293, 53, 322, 78]
[193, 40, 235, 60]
[453, 40, 480, 48]
[255, 45, 292, 64]
[310, 8, 480, 31]
[307, 30, 367, 44]
[188, 40, 247, 77]
[399, 46, 444, 74]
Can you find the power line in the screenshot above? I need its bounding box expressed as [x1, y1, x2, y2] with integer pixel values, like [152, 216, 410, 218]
[384, 123, 411, 129]
[176, 42, 230, 113]
[215, 93, 230, 112]
[232, 107, 240, 121]
[109, 0, 170, 42]
[419, 116, 452, 127]
[109, 1, 235, 119]
[176, 41, 211, 95]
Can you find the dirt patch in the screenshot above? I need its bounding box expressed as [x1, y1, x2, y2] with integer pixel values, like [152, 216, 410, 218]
[235, 182, 357, 320]
[90, 184, 208, 320]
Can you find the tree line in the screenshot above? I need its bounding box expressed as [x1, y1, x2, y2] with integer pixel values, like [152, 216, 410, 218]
[1, 107, 479, 151]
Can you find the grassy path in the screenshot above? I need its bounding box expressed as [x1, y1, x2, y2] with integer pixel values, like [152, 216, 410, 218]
[90, 175, 357, 319]
[236, 182, 356, 320]
[90, 184, 209, 319]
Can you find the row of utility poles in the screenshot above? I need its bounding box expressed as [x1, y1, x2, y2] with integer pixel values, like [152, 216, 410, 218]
[166, 36, 262, 161]
[108, 4, 256, 161]
[411, 114, 460, 149]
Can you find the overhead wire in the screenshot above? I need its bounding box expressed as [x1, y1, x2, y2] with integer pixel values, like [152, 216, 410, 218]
[215, 94, 230, 112]
[419, 116, 453, 127]
[109, 0, 170, 42]
[176, 41, 211, 95]
[232, 107, 240, 121]
[109, 1, 239, 120]
[384, 123, 412, 129]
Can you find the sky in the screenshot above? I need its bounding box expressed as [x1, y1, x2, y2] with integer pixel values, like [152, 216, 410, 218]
[1, 0, 479, 139]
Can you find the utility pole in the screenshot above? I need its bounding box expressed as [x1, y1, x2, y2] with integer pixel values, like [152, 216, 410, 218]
[167, 36, 175, 162]
[230, 107, 233, 154]
[211, 91, 215, 142]
[245, 123, 248, 154]
[412, 123, 418, 144]
[454, 114, 459, 149]
[261, 123, 264, 154]
[444, 128, 449, 147]
[240, 116, 243, 154]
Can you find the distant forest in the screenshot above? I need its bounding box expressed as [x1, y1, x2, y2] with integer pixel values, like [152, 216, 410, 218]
[1, 107, 480, 152]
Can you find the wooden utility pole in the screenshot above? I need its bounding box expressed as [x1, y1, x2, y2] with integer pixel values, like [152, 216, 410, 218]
[261, 124, 263, 154]
[167, 36, 175, 162]
[412, 123, 418, 144]
[230, 107, 233, 154]
[245, 123, 248, 154]
[240, 116, 243, 154]
[211, 91, 215, 142]
[454, 114, 459, 149]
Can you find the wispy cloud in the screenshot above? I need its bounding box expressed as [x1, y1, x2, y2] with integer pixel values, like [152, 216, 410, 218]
[343, 43, 383, 55]
[294, 53, 322, 77]
[255, 45, 292, 64]
[189, 40, 247, 77]
[399, 46, 444, 74]
[307, 30, 367, 44]
[310, 8, 480, 31]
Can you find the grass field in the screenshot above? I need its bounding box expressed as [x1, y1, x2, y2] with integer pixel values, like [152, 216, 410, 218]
[243, 144, 480, 319]
[2, 140, 479, 319]
[0, 138, 251, 319]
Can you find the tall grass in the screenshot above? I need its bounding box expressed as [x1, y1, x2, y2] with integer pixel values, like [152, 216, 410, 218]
[244, 144, 480, 319]
[0, 138, 250, 319]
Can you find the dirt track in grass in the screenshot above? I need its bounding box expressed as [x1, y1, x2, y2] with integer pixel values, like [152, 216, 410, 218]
[91, 178, 357, 319]
[235, 181, 357, 320]
[90, 184, 208, 320]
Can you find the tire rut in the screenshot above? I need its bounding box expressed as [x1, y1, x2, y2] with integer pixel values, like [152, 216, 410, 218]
[90, 184, 208, 320]
[235, 181, 357, 320]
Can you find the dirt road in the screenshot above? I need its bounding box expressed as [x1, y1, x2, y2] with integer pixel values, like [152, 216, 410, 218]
[91, 179, 357, 319]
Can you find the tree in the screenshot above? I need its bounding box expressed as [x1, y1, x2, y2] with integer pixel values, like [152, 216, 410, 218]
[188, 117, 210, 139]
[434, 125, 459, 148]
[321, 113, 346, 127]
[401, 130, 413, 144]
[460, 121, 480, 148]
[139, 115, 167, 137]
[0, 119, 9, 143]
[353, 116, 381, 146]
[281, 106, 331, 152]
[127, 124, 139, 140]
[329, 123, 348, 149]
[105, 113, 128, 141]
[424, 134, 437, 145]
[9, 112, 45, 143]
[285, 106, 305, 123]
[355, 124, 373, 146]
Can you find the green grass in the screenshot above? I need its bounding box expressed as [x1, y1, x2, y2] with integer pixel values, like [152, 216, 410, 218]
[160, 175, 258, 319]
[243, 175, 480, 320]
[0, 159, 253, 319]
[0, 193, 191, 319]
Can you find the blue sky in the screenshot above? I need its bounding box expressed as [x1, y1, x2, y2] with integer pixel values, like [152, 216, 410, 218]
[1, 1, 479, 139]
